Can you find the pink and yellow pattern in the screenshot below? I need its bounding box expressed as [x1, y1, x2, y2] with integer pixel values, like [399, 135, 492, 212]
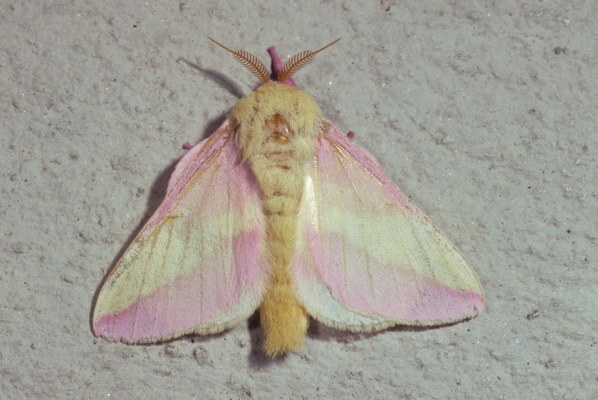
[93, 123, 268, 342]
[292, 123, 484, 330]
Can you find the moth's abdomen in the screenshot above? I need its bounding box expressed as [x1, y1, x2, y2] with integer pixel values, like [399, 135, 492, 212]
[254, 145, 310, 357]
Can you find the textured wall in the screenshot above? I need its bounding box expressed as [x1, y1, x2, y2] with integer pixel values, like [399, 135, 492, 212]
[1, 1, 596, 398]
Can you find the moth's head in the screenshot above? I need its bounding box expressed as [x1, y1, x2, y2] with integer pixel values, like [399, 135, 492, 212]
[209, 38, 340, 162]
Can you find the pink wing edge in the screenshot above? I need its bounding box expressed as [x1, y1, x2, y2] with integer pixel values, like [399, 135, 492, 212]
[93, 121, 268, 342]
[292, 120, 484, 330]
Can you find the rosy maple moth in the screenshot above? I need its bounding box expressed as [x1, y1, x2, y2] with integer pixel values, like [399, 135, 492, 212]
[92, 38, 484, 357]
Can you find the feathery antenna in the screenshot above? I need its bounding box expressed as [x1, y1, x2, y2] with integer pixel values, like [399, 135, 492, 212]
[277, 38, 341, 83]
[208, 37, 270, 83]
[209, 37, 341, 84]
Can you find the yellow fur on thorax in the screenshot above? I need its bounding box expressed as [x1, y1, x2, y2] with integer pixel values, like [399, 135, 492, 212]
[230, 83, 321, 356]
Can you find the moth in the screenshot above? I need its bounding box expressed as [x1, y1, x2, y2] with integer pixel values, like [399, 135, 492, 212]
[92, 38, 484, 357]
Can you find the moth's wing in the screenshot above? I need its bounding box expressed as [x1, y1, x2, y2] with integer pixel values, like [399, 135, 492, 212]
[292, 121, 484, 331]
[93, 121, 268, 343]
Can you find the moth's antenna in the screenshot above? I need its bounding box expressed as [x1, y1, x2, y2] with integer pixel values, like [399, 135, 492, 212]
[208, 37, 270, 83]
[277, 38, 341, 83]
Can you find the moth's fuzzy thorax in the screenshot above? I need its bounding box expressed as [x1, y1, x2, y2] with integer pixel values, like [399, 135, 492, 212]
[229, 82, 322, 165]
